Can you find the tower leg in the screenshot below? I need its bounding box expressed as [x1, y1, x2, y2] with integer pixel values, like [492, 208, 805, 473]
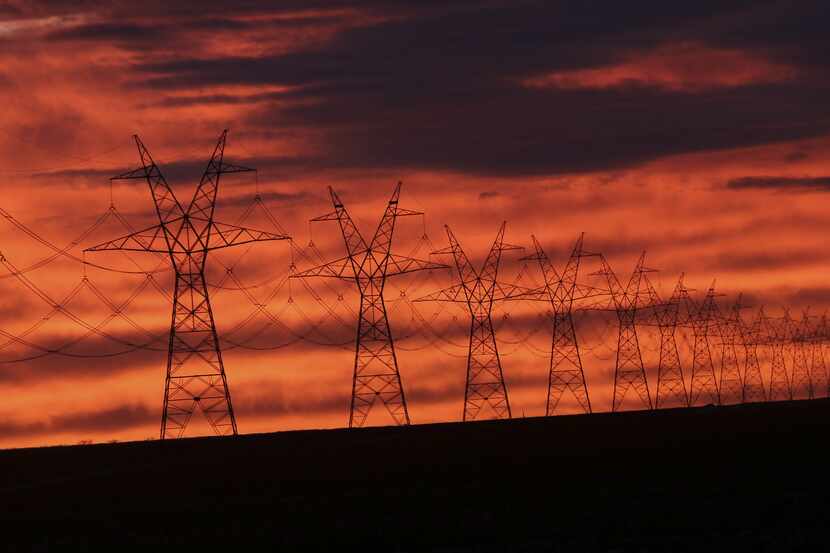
[689, 333, 720, 406]
[742, 345, 766, 403]
[655, 327, 688, 408]
[546, 313, 591, 415]
[161, 267, 237, 439]
[768, 343, 791, 401]
[719, 342, 743, 405]
[464, 316, 511, 421]
[612, 316, 652, 412]
[791, 342, 812, 399]
[349, 280, 409, 428]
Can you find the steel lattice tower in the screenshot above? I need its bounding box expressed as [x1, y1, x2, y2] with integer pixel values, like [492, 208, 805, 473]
[811, 314, 829, 399]
[293, 183, 445, 428]
[717, 297, 745, 405]
[86, 131, 290, 439]
[683, 283, 721, 406]
[522, 234, 595, 415]
[645, 274, 689, 409]
[765, 313, 792, 401]
[595, 253, 653, 412]
[739, 309, 767, 403]
[415, 223, 523, 421]
[789, 312, 813, 399]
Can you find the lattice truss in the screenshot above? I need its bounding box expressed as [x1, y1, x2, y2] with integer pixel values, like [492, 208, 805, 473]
[413, 222, 526, 421]
[85, 131, 289, 439]
[590, 253, 658, 412]
[291, 183, 447, 428]
[3, 150, 830, 437]
[518, 234, 606, 415]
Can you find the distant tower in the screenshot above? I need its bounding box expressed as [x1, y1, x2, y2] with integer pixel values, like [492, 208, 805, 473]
[644, 274, 689, 409]
[765, 312, 792, 401]
[415, 223, 523, 421]
[86, 131, 290, 439]
[594, 253, 653, 412]
[810, 313, 829, 399]
[739, 308, 767, 403]
[683, 283, 721, 406]
[292, 183, 446, 428]
[789, 312, 813, 399]
[521, 234, 594, 415]
[718, 297, 745, 405]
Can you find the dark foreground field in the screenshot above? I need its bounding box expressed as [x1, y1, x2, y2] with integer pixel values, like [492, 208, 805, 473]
[2, 400, 830, 552]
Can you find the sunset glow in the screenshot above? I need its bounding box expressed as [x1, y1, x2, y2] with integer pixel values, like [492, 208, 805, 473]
[1, 2, 829, 448]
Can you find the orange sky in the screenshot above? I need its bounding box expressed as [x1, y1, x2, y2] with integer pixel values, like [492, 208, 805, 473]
[1, 1, 829, 448]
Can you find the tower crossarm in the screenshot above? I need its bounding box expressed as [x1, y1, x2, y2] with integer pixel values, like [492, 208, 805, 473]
[413, 280, 534, 303]
[85, 220, 288, 254]
[412, 283, 467, 303]
[204, 221, 289, 251]
[291, 256, 355, 280]
[491, 281, 538, 301]
[386, 254, 449, 277]
[85, 222, 170, 253]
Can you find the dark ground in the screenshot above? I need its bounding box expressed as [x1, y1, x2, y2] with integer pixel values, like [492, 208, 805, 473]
[2, 400, 829, 552]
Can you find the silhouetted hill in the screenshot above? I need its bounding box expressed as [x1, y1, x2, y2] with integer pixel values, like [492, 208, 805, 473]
[3, 400, 830, 551]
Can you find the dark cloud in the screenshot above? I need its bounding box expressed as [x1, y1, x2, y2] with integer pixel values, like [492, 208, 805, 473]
[726, 176, 830, 191]
[46, 22, 169, 43]
[752, 286, 830, 312]
[217, 189, 314, 211]
[0, 5, 21, 17]
[150, 91, 286, 108]
[0, 332, 166, 384]
[236, 387, 348, 417]
[123, 2, 830, 176]
[702, 249, 824, 273]
[33, 147, 332, 197]
[0, 403, 154, 438]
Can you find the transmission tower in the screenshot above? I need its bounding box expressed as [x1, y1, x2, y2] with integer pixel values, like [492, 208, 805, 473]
[765, 312, 792, 401]
[292, 183, 446, 428]
[682, 283, 721, 406]
[594, 253, 653, 412]
[811, 313, 829, 399]
[739, 308, 767, 403]
[521, 234, 598, 415]
[86, 130, 290, 439]
[414, 223, 523, 421]
[717, 297, 745, 405]
[644, 274, 689, 409]
[789, 312, 813, 399]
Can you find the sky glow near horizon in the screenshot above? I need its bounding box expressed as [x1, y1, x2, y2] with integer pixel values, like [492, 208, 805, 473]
[1, 1, 829, 448]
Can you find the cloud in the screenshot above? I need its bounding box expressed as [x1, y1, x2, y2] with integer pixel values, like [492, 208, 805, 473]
[0, 403, 154, 438]
[726, 175, 830, 191]
[0, 5, 21, 17]
[523, 42, 797, 92]
[4, 0, 830, 448]
[46, 22, 169, 43]
[702, 249, 822, 273]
